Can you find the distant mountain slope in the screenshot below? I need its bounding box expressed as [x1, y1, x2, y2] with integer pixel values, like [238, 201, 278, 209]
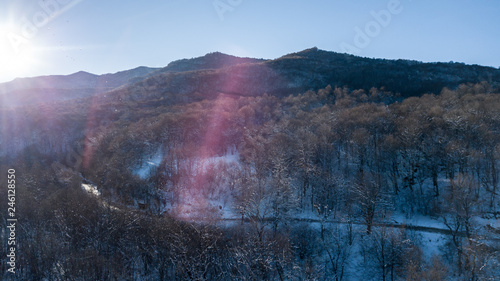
[0, 53, 266, 108]
[0, 66, 159, 107]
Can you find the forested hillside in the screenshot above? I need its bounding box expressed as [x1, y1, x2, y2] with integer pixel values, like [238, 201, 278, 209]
[1, 50, 499, 280]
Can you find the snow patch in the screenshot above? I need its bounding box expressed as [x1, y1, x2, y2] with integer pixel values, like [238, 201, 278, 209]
[133, 148, 163, 179]
[82, 183, 100, 196]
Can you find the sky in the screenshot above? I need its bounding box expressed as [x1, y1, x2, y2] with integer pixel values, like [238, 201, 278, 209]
[0, 0, 499, 83]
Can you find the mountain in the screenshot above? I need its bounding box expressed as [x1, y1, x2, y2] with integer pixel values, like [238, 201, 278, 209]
[3, 48, 500, 108]
[0, 53, 266, 108]
[2, 48, 500, 281]
[271, 48, 500, 96]
[159, 52, 266, 73]
[125, 52, 266, 85]
[103, 48, 500, 106]
[0, 67, 160, 107]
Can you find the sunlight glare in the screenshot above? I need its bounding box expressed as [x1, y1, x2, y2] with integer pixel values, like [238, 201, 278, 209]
[0, 24, 40, 82]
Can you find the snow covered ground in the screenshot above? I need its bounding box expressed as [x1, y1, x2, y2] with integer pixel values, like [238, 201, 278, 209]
[392, 213, 446, 229]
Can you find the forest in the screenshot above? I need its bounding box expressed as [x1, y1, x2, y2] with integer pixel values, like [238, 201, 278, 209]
[1, 52, 500, 280]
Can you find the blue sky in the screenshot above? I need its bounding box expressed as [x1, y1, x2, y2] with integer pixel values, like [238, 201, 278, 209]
[0, 0, 499, 83]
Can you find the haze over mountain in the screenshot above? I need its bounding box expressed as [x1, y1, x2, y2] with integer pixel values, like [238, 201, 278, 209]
[0, 67, 159, 107]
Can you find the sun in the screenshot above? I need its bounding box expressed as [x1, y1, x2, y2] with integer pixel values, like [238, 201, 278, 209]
[0, 24, 40, 82]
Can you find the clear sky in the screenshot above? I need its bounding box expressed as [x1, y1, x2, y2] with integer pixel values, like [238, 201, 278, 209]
[0, 0, 499, 83]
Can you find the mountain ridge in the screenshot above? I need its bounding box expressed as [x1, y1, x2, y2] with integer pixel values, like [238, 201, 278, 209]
[105, 48, 500, 105]
[2, 48, 500, 108]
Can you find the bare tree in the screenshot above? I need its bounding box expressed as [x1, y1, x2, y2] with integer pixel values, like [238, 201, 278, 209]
[353, 172, 389, 234]
[362, 226, 409, 281]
